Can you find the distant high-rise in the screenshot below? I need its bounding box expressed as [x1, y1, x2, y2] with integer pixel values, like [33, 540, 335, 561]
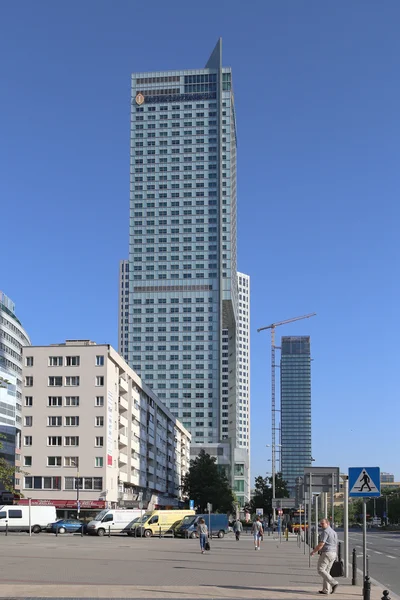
[280, 336, 311, 496]
[119, 260, 129, 362]
[125, 39, 248, 499]
[381, 472, 394, 484]
[0, 291, 31, 494]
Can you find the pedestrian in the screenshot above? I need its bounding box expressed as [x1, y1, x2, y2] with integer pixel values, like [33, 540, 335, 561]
[197, 517, 208, 554]
[233, 518, 243, 541]
[310, 518, 339, 595]
[251, 516, 264, 550]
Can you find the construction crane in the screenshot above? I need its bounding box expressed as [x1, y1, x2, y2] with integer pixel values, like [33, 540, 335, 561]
[258, 313, 316, 522]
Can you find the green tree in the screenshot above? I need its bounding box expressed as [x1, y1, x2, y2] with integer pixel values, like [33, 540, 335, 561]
[182, 449, 235, 513]
[250, 473, 289, 516]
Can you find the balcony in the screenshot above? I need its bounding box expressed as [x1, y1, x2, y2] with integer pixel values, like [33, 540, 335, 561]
[119, 471, 128, 483]
[119, 396, 129, 413]
[119, 378, 128, 394]
[147, 449, 154, 460]
[119, 414, 128, 429]
[119, 433, 128, 447]
[119, 452, 128, 465]
[148, 465, 154, 475]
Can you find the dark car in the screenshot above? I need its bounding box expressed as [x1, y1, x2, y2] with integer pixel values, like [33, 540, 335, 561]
[47, 519, 86, 534]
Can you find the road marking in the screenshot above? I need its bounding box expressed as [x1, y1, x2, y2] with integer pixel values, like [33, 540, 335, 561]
[386, 555, 396, 559]
[374, 551, 383, 555]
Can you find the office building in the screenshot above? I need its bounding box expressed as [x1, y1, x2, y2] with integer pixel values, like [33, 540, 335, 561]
[127, 39, 244, 491]
[280, 336, 312, 496]
[381, 472, 395, 484]
[0, 291, 31, 493]
[21, 340, 191, 518]
[119, 260, 129, 362]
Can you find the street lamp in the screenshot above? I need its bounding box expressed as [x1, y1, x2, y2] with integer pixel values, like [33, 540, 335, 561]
[72, 458, 80, 516]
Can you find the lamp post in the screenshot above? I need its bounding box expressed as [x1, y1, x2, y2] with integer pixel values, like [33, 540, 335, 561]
[72, 458, 80, 516]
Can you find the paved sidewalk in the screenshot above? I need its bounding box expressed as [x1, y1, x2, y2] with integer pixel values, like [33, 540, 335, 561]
[0, 532, 392, 599]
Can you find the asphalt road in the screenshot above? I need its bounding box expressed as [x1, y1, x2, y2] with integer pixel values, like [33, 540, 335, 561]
[338, 529, 400, 596]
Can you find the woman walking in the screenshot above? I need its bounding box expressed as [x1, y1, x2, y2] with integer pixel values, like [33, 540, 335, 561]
[197, 518, 208, 554]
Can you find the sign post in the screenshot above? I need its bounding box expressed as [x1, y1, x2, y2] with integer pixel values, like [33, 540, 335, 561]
[207, 502, 212, 538]
[349, 467, 380, 586]
[28, 498, 32, 537]
[342, 476, 349, 578]
[314, 494, 319, 548]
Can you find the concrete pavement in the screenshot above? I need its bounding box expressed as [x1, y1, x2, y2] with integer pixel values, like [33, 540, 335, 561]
[0, 531, 394, 599]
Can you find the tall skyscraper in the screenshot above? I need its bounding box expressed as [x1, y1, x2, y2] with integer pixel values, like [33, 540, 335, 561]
[234, 273, 250, 503]
[0, 291, 31, 494]
[126, 39, 248, 499]
[119, 260, 129, 362]
[280, 336, 311, 496]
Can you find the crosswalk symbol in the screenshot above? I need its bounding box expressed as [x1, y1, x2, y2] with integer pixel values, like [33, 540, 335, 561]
[349, 467, 381, 498]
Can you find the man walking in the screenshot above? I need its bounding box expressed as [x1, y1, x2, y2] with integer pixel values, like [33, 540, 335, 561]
[310, 518, 339, 594]
[252, 516, 263, 551]
[233, 519, 243, 541]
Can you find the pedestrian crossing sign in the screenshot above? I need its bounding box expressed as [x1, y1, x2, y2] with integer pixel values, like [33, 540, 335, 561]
[348, 467, 381, 497]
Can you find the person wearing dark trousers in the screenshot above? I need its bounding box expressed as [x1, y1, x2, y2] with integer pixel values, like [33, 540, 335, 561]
[310, 518, 339, 595]
[233, 519, 243, 541]
[197, 518, 208, 554]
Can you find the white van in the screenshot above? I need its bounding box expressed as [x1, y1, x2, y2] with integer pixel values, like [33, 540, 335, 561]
[0, 505, 56, 534]
[87, 508, 142, 536]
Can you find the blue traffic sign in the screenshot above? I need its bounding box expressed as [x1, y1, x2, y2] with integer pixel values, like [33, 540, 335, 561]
[349, 467, 380, 497]
[189, 499, 194, 510]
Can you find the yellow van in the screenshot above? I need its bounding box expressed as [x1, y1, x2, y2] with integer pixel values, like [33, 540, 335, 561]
[130, 509, 194, 538]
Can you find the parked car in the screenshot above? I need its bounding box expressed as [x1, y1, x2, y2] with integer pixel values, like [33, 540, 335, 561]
[47, 519, 86, 534]
[0, 505, 57, 534]
[87, 509, 142, 536]
[130, 509, 195, 538]
[174, 514, 229, 539]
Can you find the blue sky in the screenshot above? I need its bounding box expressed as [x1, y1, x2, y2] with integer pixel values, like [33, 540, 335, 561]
[1, 0, 399, 482]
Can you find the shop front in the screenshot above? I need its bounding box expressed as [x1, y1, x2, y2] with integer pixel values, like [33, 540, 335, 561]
[17, 499, 106, 522]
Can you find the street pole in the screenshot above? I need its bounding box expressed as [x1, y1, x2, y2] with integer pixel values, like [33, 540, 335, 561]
[362, 498, 367, 583]
[299, 503, 302, 544]
[77, 467, 80, 517]
[324, 492, 328, 519]
[303, 498, 307, 555]
[309, 474, 312, 568]
[331, 471, 335, 528]
[28, 497, 32, 537]
[315, 494, 319, 548]
[386, 495, 389, 526]
[343, 477, 349, 578]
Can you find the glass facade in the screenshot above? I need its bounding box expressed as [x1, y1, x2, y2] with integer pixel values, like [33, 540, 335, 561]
[280, 336, 312, 496]
[128, 41, 238, 453]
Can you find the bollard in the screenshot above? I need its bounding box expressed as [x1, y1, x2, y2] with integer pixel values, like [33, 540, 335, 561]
[363, 576, 371, 600]
[108, 525, 111, 538]
[285, 527, 289, 541]
[5, 522, 8, 536]
[81, 523, 84, 537]
[159, 526, 162, 538]
[56, 524, 58, 537]
[382, 591, 391, 600]
[352, 548, 358, 586]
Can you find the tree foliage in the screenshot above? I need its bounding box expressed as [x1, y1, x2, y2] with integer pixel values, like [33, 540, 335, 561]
[248, 473, 289, 516]
[182, 449, 235, 513]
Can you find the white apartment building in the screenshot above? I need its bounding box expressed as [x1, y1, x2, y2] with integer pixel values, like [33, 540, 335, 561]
[21, 341, 191, 518]
[233, 273, 250, 506]
[119, 260, 129, 362]
[0, 291, 31, 494]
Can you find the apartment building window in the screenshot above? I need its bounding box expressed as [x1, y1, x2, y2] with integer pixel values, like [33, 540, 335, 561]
[66, 356, 80, 366]
[48, 436, 62, 446]
[48, 396, 62, 407]
[47, 456, 62, 467]
[49, 356, 63, 366]
[65, 396, 79, 406]
[64, 456, 78, 467]
[95, 416, 104, 427]
[23, 456, 32, 467]
[24, 436, 32, 446]
[95, 457, 103, 468]
[95, 396, 104, 407]
[24, 397, 33, 407]
[65, 376, 79, 386]
[48, 376, 62, 387]
[95, 376, 104, 386]
[24, 476, 61, 490]
[65, 436, 79, 446]
[25, 357, 34, 367]
[25, 376, 33, 387]
[48, 416, 62, 427]
[24, 416, 33, 427]
[65, 416, 79, 427]
[64, 476, 102, 491]
[95, 436, 104, 447]
[96, 355, 105, 366]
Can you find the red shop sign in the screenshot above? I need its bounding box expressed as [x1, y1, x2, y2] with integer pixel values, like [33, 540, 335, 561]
[17, 499, 106, 509]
